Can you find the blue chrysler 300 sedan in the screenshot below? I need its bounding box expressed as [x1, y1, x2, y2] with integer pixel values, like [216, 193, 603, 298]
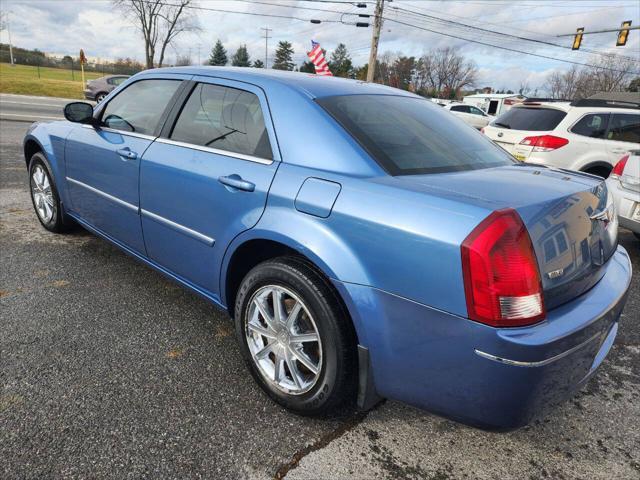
[24, 67, 632, 429]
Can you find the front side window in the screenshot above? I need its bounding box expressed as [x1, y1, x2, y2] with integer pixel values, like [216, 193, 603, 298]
[571, 113, 608, 138]
[491, 107, 567, 131]
[110, 77, 127, 86]
[608, 113, 640, 143]
[170, 83, 273, 160]
[101, 79, 181, 135]
[318, 94, 514, 175]
[469, 106, 485, 116]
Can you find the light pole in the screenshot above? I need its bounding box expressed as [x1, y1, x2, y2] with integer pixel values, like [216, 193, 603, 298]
[261, 27, 272, 68]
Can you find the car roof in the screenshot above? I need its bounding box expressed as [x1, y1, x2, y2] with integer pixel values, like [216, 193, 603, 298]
[512, 101, 638, 114]
[143, 66, 419, 99]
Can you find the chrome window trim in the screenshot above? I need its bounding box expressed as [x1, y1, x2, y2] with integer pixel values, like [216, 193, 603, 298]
[141, 208, 215, 247]
[155, 137, 274, 165]
[66, 177, 139, 213]
[474, 331, 602, 368]
[81, 124, 157, 141]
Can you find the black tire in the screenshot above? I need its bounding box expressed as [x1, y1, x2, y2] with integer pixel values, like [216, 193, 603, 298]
[234, 256, 357, 416]
[634, 232, 640, 242]
[95, 92, 107, 103]
[28, 153, 72, 233]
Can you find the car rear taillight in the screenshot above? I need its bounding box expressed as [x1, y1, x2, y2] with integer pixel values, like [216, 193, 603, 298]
[461, 208, 545, 328]
[610, 154, 629, 178]
[480, 127, 485, 134]
[519, 135, 568, 152]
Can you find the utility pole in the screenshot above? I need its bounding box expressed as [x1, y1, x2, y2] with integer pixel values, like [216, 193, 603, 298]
[6, 12, 15, 66]
[261, 27, 272, 68]
[366, 0, 384, 82]
[197, 44, 202, 65]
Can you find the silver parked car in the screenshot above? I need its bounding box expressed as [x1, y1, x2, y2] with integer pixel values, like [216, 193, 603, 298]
[606, 150, 640, 240]
[83, 75, 130, 102]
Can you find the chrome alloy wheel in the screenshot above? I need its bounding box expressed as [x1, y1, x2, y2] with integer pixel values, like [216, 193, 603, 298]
[30, 164, 55, 223]
[245, 285, 323, 395]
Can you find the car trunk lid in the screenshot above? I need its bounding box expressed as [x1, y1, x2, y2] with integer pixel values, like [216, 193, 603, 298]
[396, 164, 618, 310]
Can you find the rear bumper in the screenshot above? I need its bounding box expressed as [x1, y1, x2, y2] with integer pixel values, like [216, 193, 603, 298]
[336, 246, 632, 429]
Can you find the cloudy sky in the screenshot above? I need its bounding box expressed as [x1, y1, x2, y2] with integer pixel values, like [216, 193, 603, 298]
[1, 0, 639, 91]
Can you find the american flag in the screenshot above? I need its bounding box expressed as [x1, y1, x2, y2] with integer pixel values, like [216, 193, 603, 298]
[307, 40, 333, 76]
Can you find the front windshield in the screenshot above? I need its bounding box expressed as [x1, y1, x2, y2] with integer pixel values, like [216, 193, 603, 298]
[318, 94, 514, 175]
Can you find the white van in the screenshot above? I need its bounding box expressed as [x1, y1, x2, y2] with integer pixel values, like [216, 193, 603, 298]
[463, 93, 526, 116]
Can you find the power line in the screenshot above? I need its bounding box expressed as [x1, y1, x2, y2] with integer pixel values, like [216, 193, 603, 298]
[382, 16, 640, 74]
[140, 0, 344, 23]
[390, 5, 640, 63]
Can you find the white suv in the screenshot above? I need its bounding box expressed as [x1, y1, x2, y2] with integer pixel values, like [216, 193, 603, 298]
[482, 98, 640, 177]
[440, 102, 492, 129]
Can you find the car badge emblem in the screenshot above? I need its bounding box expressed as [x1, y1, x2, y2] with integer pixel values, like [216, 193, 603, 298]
[497, 132, 504, 138]
[590, 207, 612, 228]
[547, 268, 564, 279]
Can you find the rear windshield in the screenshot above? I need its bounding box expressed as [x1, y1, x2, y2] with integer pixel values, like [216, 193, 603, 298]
[491, 107, 567, 131]
[317, 94, 514, 175]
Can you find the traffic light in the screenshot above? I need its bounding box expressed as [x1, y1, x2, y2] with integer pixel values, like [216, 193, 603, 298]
[572, 27, 584, 50]
[617, 20, 632, 46]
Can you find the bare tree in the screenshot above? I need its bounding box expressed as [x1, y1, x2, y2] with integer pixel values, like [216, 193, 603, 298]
[545, 56, 638, 100]
[0, 11, 7, 31]
[114, 0, 199, 69]
[430, 47, 478, 96]
[175, 53, 192, 66]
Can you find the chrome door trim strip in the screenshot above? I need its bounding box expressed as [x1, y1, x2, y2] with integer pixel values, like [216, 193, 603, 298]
[154, 137, 274, 165]
[81, 124, 157, 141]
[66, 177, 139, 213]
[474, 331, 602, 368]
[140, 208, 215, 247]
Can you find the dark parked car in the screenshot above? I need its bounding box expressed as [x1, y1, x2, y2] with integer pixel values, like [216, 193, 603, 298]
[83, 75, 130, 102]
[24, 67, 631, 429]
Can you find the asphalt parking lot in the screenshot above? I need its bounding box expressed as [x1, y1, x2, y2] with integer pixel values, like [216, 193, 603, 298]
[1, 110, 639, 479]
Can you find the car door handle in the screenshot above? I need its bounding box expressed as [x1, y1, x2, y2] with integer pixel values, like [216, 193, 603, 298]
[116, 148, 137, 160]
[218, 174, 255, 192]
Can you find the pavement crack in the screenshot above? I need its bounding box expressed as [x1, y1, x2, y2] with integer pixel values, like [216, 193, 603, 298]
[274, 401, 386, 480]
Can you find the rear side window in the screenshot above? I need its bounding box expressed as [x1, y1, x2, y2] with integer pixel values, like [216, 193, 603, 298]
[450, 105, 469, 113]
[608, 113, 640, 143]
[491, 107, 567, 131]
[571, 113, 609, 138]
[170, 83, 273, 160]
[318, 94, 514, 175]
[101, 79, 181, 135]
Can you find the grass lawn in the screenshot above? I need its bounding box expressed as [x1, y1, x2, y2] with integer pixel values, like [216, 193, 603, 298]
[0, 63, 104, 99]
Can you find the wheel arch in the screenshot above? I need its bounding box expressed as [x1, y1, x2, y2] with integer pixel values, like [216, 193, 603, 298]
[220, 225, 369, 342]
[580, 160, 613, 177]
[24, 137, 44, 168]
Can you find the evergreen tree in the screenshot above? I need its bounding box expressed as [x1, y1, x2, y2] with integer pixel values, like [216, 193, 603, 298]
[231, 44, 251, 67]
[329, 43, 353, 78]
[253, 59, 265, 68]
[299, 60, 316, 74]
[208, 40, 227, 66]
[272, 41, 294, 71]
